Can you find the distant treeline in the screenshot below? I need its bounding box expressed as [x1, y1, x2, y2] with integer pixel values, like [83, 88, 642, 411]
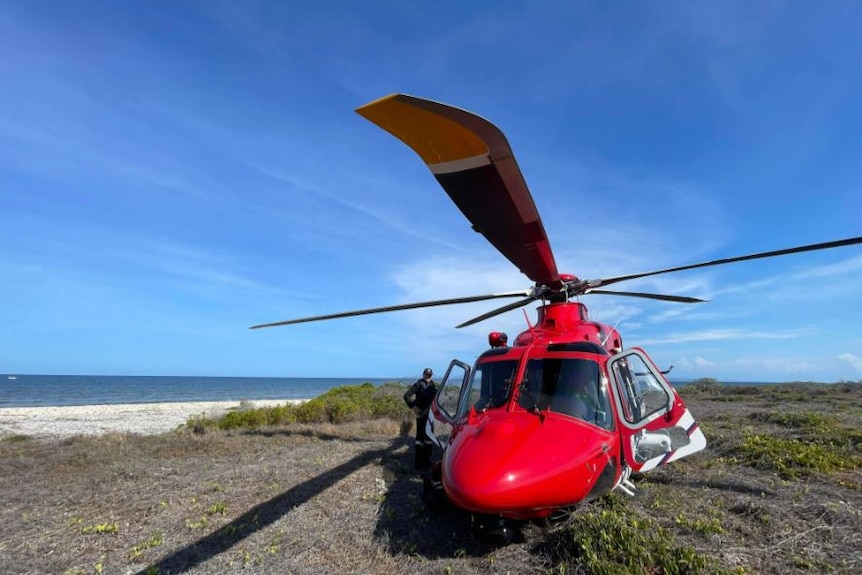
[683, 377, 862, 389]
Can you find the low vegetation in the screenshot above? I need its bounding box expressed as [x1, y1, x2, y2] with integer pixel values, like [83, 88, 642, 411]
[187, 382, 412, 432]
[681, 377, 862, 406]
[1, 380, 860, 574]
[538, 495, 738, 575]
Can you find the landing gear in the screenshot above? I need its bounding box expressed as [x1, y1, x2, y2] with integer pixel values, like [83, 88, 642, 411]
[545, 505, 578, 524]
[420, 462, 520, 544]
[470, 513, 518, 543]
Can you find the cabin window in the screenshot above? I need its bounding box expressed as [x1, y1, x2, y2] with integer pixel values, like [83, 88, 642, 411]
[436, 361, 470, 421]
[518, 357, 613, 430]
[460, 359, 518, 414]
[611, 353, 671, 424]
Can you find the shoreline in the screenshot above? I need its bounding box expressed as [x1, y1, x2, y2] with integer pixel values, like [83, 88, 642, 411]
[0, 399, 307, 439]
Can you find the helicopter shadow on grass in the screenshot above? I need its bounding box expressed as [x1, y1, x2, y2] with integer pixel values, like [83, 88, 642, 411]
[640, 472, 778, 497]
[133, 434, 404, 575]
[373, 444, 502, 559]
[245, 427, 380, 443]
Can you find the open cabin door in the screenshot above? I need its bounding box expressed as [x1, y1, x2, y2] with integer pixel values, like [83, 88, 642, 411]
[428, 359, 471, 449]
[608, 348, 706, 473]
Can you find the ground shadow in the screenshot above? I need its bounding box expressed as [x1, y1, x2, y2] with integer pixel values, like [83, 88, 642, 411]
[373, 444, 502, 559]
[241, 427, 375, 443]
[135, 437, 402, 575]
[642, 473, 777, 496]
[137, 434, 506, 573]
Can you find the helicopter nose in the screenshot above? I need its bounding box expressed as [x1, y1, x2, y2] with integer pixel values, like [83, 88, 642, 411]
[442, 412, 612, 514]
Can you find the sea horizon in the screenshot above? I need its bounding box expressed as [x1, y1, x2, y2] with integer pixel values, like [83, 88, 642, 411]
[0, 374, 401, 408]
[0, 372, 801, 409]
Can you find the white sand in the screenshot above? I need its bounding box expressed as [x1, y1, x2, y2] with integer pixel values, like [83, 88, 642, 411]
[0, 399, 306, 439]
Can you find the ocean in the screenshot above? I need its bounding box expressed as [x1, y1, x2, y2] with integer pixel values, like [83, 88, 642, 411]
[0, 374, 780, 408]
[0, 374, 398, 408]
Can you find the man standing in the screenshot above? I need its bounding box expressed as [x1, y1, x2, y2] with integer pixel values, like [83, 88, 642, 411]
[403, 367, 437, 471]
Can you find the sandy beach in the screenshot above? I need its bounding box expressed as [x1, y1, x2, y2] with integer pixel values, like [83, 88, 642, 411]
[0, 399, 305, 438]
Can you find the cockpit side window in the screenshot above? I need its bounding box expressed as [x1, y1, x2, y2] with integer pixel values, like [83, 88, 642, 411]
[518, 357, 613, 430]
[611, 353, 671, 425]
[459, 359, 518, 414]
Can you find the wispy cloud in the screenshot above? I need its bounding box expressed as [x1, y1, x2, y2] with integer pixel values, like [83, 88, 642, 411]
[672, 353, 824, 381]
[249, 164, 466, 252]
[673, 355, 716, 370]
[730, 357, 821, 376]
[702, 253, 862, 309]
[791, 253, 862, 280]
[837, 353, 862, 373]
[639, 327, 812, 346]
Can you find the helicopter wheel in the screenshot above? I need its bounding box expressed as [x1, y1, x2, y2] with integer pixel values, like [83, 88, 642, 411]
[470, 513, 519, 544]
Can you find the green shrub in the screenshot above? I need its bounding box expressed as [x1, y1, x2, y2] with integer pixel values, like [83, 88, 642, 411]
[539, 496, 732, 575]
[749, 411, 862, 452]
[295, 398, 328, 424]
[734, 433, 860, 478]
[327, 395, 364, 423]
[186, 382, 412, 431]
[369, 392, 406, 418]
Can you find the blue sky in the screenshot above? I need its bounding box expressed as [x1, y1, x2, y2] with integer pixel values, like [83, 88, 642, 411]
[1, 1, 861, 382]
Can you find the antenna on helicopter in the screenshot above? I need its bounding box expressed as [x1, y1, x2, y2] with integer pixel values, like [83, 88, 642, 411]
[601, 318, 623, 346]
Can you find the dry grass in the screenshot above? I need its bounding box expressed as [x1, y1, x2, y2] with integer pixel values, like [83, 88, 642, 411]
[1, 384, 860, 574]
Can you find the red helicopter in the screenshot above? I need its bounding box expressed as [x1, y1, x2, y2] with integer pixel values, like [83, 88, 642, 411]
[253, 94, 862, 529]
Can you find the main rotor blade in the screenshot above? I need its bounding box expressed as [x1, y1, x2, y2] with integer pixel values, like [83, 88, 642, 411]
[455, 296, 538, 329]
[586, 289, 707, 304]
[250, 291, 530, 329]
[591, 236, 862, 289]
[357, 94, 561, 287]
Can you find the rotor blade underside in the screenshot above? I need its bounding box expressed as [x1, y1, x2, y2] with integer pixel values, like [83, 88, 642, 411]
[586, 289, 707, 303]
[356, 94, 561, 287]
[250, 290, 529, 329]
[455, 296, 539, 329]
[593, 236, 862, 289]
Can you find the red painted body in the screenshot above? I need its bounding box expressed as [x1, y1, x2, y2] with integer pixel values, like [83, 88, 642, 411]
[430, 301, 706, 520]
[443, 410, 616, 518]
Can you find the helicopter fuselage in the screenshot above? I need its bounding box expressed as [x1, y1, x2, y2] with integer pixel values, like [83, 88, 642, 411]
[430, 301, 705, 519]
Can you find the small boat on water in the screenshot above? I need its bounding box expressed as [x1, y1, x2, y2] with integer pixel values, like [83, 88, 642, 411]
[6, 376, 16, 380]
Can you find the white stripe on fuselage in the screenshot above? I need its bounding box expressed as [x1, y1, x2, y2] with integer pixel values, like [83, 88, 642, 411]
[636, 409, 707, 472]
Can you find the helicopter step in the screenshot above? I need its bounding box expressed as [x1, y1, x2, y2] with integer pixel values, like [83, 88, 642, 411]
[612, 465, 637, 496]
[614, 479, 638, 497]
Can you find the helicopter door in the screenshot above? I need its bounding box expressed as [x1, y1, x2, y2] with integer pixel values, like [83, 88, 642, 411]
[608, 348, 706, 473]
[428, 359, 471, 448]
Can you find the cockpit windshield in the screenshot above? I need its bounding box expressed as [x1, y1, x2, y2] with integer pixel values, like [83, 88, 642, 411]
[460, 359, 518, 413]
[518, 357, 613, 429]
